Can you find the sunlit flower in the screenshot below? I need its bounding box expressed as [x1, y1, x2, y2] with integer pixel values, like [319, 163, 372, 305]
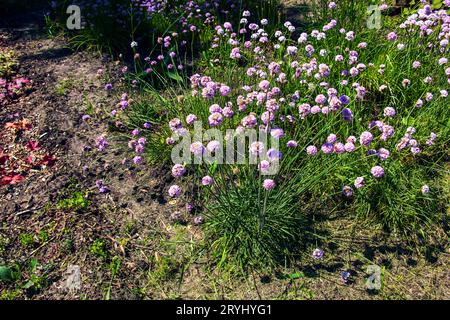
[202, 175, 213, 186]
[172, 164, 186, 177]
[263, 179, 276, 190]
[313, 248, 324, 259]
[168, 185, 182, 198]
[371, 165, 385, 178]
[342, 185, 353, 197]
[360, 131, 373, 146]
[354, 177, 365, 189]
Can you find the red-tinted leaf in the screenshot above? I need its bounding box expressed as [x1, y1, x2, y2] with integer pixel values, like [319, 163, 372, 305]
[4, 119, 32, 130]
[24, 155, 34, 164]
[26, 141, 40, 151]
[40, 154, 57, 166]
[1, 175, 24, 185]
[0, 154, 9, 165]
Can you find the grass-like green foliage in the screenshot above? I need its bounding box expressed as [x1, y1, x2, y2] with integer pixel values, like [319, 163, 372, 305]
[56, 180, 90, 211]
[97, 0, 449, 269]
[90, 239, 109, 260]
[0, 50, 18, 78]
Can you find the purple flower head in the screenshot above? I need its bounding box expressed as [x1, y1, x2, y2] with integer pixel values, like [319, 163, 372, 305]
[185, 114, 197, 125]
[342, 185, 353, 197]
[209, 104, 221, 113]
[259, 160, 271, 173]
[133, 156, 143, 165]
[186, 203, 194, 214]
[321, 107, 330, 115]
[250, 141, 265, 155]
[96, 180, 109, 193]
[321, 143, 334, 154]
[172, 164, 186, 177]
[270, 128, 285, 139]
[220, 85, 231, 96]
[287, 140, 298, 148]
[207, 140, 221, 153]
[411, 146, 421, 155]
[166, 137, 175, 145]
[241, 114, 258, 128]
[344, 142, 355, 152]
[412, 61, 421, 69]
[259, 80, 270, 91]
[342, 108, 353, 121]
[95, 135, 108, 151]
[190, 142, 205, 156]
[120, 100, 129, 109]
[341, 271, 351, 284]
[263, 179, 276, 190]
[383, 107, 396, 118]
[222, 106, 234, 118]
[339, 94, 350, 105]
[421, 185, 430, 194]
[371, 165, 385, 178]
[359, 131, 373, 146]
[354, 177, 365, 189]
[168, 185, 182, 198]
[306, 145, 317, 155]
[314, 94, 327, 105]
[267, 148, 282, 161]
[169, 118, 182, 131]
[208, 112, 223, 127]
[298, 103, 311, 118]
[135, 144, 145, 154]
[327, 134, 337, 144]
[334, 142, 345, 154]
[201, 175, 213, 186]
[387, 32, 397, 41]
[311, 105, 322, 114]
[143, 122, 151, 129]
[193, 216, 204, 225]
[378, 148, 390, 160]
[312, 248, 324, 259]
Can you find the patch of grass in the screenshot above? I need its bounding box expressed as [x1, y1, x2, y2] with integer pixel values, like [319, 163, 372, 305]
[0, 288, 22, 300]
[90, 239, 109, 260]
[141, 225, 197, 298]
[62, 238, 75, 253]
[0, 50, 18, 78]
[57, 190, 90, 211]
[37, 230, 49, 243]
[55, 78, 72, 96]
[56, 181, 90, 212]
[104, 255, 122, 300]
[19, 233, 35, 248]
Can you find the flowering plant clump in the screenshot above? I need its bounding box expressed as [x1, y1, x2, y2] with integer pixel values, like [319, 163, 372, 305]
[50, 0, 280, 84]
[98, 0, 449, 268]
